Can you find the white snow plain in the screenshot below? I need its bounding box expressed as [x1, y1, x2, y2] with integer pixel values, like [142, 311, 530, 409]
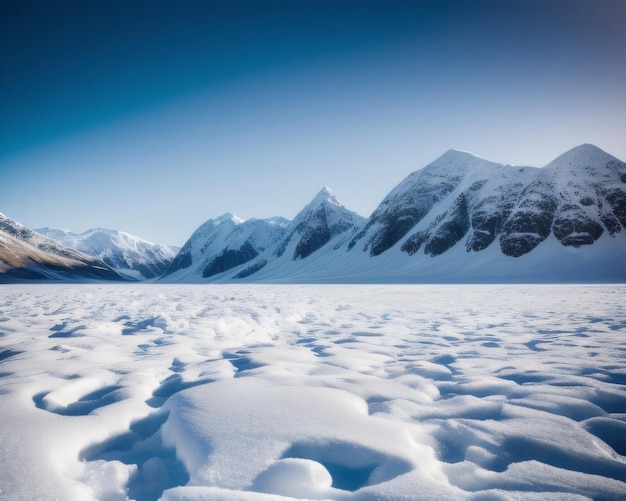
[1, 284, 625, 501]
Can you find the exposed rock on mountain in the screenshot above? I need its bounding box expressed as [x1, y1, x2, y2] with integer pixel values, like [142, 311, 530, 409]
[6, 143, 625, 284]
[357, 144, 626, 261]
[162, 214, 289, 280]
[234, 187, 366, 279]
[349, 150, 503, 256]
[159, 145, 625, 283]
[0, 214, 124, 282]
[36, 227, 178, 280]
[280, 186, 364, 260]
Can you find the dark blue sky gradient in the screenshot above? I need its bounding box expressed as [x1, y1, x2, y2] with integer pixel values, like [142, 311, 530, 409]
[2, 0, 625, 245]
[2, 0, 434, 155]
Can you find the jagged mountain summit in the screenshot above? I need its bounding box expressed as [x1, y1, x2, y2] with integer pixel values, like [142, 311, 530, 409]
[233, 186, 366, 279]
[162, 187, 366, 282]
[163, 144, 626, 283]
[36, 227, 178, 280]
[341, 143, 625, 281]
[0, 214, 124, 282]
[362, 143, 626, 261]
[162, 213, 290, 281]
[3, 143, 625, 284]
[348, 149, 512, 257]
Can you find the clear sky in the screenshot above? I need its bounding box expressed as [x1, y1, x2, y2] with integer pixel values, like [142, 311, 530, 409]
[1, 0, 625, 246]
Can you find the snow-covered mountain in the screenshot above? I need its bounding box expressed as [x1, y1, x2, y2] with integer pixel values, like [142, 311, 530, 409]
[162, 187, 366, 282]
[363, 143, 626, 261]
[164, 144, 626, 283]
[162, 214, 290, 281]
[5, 144, 625, 284]
[36, 227, 178, 280]
[349, 144, 626, 281]
[233, 186, 366, 279]
[0, 214, 124, 282]
[509, 144, 626, 253]
[348, 149, 512, 256]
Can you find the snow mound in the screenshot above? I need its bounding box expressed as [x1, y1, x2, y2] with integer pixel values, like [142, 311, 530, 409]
[2, 284, 626, 500]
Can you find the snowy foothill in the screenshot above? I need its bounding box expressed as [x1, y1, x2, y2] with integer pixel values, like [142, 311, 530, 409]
[1, 284, 626, 500]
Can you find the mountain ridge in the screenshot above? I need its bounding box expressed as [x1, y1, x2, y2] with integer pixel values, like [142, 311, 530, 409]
[162, 214, 290, 281]
[36, 227, 179, 280]
[231, 186, 366, 279]
[0, 214, 124, 282]
[162, 143, 625, 283]
[3, 143, 625, 283]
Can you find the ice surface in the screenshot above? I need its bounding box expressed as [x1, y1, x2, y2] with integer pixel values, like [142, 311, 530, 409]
[1, 284, 626, 500]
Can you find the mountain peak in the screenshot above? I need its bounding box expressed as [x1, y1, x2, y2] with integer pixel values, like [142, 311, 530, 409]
[442, 148, 482, 160]
[422, 149, 503, 175]
[546, 143, 617, 167]
[566, 143, 606, 154]
[312, 185, 338, 203]
[214, 213, 246, 225]
[430, 149, 496, 166]
[302, 186, 345, 213]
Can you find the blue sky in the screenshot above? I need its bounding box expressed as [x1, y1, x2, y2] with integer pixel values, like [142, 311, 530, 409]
[1, 0, 625, 246]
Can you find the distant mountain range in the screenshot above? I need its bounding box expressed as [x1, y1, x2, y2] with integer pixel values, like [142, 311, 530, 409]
[35, 227, 178, 280]
[0, 214, 123, 282]
[163, 144, 626, 283]
[2, 144, 625, 283]
[162, 186, 366, 281]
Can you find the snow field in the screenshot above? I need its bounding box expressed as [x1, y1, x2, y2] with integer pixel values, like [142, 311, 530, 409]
[1, 284, 625, 500]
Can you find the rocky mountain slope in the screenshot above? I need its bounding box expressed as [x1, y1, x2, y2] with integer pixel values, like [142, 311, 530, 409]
[162, 214, 290, 281]
[36, 227, 178, 280]
[5, 144, 625, 283]
[348, 149, 513, 256]
[164, 144, 626, 283]
[0, 214, 124, 282]
[350, 143, 626, 261]
[233, 187, 366, 279]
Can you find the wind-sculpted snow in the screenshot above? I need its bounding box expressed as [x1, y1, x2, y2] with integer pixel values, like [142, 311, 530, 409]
[1, 285, 626, 500]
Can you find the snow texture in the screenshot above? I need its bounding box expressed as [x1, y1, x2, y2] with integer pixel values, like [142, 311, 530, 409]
[1, 284, 626, 500]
